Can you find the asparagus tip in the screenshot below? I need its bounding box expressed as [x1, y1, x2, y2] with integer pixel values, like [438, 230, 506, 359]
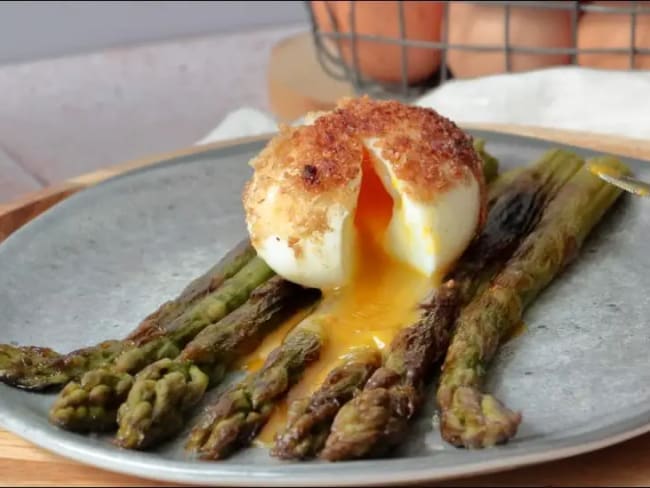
[440, 386, 522, 449]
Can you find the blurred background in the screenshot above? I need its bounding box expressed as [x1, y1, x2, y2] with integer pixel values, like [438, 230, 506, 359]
[0, 1, 307, 203]
[1, 1, 649, 205]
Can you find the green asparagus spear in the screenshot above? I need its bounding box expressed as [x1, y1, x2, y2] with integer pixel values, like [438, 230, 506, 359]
[114, 358, 210, 446]
[48, 257, 275, 432]
[1, 340, 130, 392]
[47, 368, 136, 432]
[473, 138, 500, 184]
[271, 348, 381, 460]
[319, 149, 585, 461]
[320, 287, 459, 461]
[114, 277, 321, 450]
[437, 156, 628, 450]
[185, 317, 323, 460]
[488, 168, 526, 207]
[126, 239, 256, 344]
[0, 345, 60, 369]
[0, 240, 257, 391]
[0, 345, 62, 385]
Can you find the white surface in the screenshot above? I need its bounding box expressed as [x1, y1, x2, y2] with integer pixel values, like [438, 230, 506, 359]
[0, 24, 304, 186]
[417, 66, 650, 140]
[196, 66, 650, 144]
[0, 1, 307, 65]
[195, 108, 280, 146]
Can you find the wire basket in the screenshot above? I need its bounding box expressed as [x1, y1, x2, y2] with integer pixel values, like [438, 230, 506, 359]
[305, 1, 650, 102]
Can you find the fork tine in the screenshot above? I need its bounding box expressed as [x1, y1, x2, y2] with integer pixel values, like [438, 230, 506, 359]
[595, 172, 650, 198]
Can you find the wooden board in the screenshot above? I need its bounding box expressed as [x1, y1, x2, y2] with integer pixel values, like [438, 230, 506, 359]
[1, 125, 649, 487]
[267, 32, 354, 122]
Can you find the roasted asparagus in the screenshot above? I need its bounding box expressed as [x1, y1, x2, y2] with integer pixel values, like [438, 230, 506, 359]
[0, 240, 257, 391]
[437, 156, 628, 449]
[185, 317, 323, 460]
[0, 345, 62, 386]
[271, 348, 381, 460]
[48, 256, 275, 432]
[114, 277, 320, 449]
[473, 138, 499, 184]
[127, 239, 257, 344]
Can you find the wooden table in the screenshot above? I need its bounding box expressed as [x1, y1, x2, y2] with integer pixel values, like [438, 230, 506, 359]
[1, 124, 649, 487]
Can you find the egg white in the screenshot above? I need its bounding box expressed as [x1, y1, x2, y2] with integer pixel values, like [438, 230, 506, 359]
[250, 135, 481, 291]
[248, 182, 359, 291]
[365, 137, 481, 278]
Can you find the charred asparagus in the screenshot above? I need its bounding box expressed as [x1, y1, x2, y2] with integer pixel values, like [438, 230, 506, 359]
[437, 156, 628, 449]
[0, 240, 257, 391]
[127, 239, 257, 343]
[185, 317, 323, 460]
[319, 149, 585, 461]
[0, 345, 62, 385]
[271, 348, 381, 460]
[1, 340, 131, 392]
[48, 256, 275, 432]
[473, 138, 499, 184]
[114, 277, 320, 450]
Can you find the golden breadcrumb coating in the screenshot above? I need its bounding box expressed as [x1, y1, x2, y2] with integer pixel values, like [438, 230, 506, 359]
[242, 96, 486, 253]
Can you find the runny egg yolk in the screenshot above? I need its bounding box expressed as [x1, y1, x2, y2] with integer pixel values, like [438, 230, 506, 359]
[248, 150, 436, 446]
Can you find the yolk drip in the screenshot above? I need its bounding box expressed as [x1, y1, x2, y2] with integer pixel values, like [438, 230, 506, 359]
[354, 147, 395, 246]
[253, 151, 434, 447]
[236, 304, 317, 373]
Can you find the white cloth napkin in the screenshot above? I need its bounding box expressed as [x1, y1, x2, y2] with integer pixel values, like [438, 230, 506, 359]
[195, 66, 650, 145]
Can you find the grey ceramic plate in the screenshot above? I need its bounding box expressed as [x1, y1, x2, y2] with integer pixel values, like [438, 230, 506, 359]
[1, 130, 649, 487]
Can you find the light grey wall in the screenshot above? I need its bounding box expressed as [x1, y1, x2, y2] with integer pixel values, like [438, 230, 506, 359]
[0, 1, 308, 65]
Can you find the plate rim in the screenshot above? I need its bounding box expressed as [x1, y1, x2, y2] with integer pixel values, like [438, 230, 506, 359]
[1, 128, 649, 486]
[2, 399, 650, 487]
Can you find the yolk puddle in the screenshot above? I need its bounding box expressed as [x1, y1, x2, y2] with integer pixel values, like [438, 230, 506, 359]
[254, 151, 434, 447]
[235, 303, 317, 373]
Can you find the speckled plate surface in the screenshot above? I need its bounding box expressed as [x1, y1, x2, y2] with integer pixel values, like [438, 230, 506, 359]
[1, 130, 649, 487]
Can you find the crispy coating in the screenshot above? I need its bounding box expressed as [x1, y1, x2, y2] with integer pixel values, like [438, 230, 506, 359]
[242, 96, 486, 256]
[332, 97, 485, 203]
[242, 122, 363, 252]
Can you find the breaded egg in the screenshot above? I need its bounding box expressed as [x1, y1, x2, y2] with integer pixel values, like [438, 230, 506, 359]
[242, 97, 486, 291]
